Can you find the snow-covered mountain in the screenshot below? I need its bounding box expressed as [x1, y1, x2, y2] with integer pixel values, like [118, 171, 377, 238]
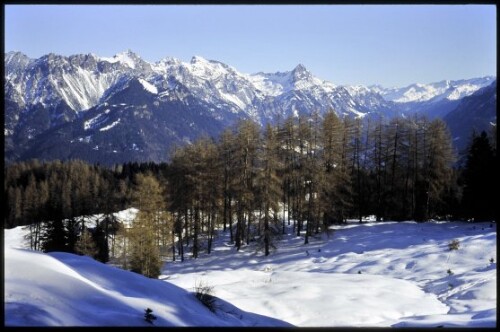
[443, 80, 497, 154]
[369, 77, 496, 121]
[5, 50, 149, 112]
[4, 50, 399, 123]
[4, 50, 495, 165]
[372, 77, 495, 104]
[4, 50, 399, 164]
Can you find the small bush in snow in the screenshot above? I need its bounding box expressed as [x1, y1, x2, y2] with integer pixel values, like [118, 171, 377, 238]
[194, 280, 217, 313]
[447, 269, 454, 276]
[490, 258, 495, 264]
[144, 308, 157, 324]
[448, 239, 460, 251]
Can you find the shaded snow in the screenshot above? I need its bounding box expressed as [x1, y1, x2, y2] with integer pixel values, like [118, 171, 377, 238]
[4, 247, 290, 327]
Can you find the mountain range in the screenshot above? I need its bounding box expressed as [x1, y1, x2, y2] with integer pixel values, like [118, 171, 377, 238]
[4, 50, 496, 165]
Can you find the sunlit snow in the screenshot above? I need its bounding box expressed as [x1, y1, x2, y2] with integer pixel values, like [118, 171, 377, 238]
[83, 113, 108, 131]
[99, 118, 120, 132]
[4, 210, 496, 327]
[378, 77, 495, 103]
[165, 220, 497, 327]
[100, 51, 138, 69]
[138, 78, 158, 95]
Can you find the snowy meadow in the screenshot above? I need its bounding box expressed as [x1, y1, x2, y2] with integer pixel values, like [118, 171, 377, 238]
[4, 211, 496, 327]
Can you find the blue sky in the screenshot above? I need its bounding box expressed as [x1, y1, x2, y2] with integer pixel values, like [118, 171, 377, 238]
[5, 4, 496, 87]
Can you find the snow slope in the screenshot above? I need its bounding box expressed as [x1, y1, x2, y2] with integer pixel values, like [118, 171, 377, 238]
[164, 220, 496, 327]
[4, 223, 290, 327]
[4, 214, 496, 327]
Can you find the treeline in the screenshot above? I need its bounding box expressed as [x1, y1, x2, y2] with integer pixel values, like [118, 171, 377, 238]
[165, 112, 493, 259]
[4, 111, 496, 276]
[5, 160, 129, 261]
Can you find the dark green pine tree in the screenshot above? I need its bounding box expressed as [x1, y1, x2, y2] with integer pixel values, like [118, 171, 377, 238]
[461, 131, 496, 221]
[42, 219, 68, 252]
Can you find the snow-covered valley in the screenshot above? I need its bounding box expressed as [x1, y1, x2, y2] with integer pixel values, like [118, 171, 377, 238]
[4, 214, 496, 327]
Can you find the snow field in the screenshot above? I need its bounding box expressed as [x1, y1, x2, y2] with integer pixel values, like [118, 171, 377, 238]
[168, 269, 447, 326]
[4, 212, 496, 327]
[164, 220, 496, 327]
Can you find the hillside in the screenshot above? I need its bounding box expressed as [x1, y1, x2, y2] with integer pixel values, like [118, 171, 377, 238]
[4, 227, 290, 327]
[4, 214, 496, 327]
[444, 80, 497, 154]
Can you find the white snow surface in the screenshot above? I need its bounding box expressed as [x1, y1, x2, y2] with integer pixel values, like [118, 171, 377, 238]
[83, 113, 108, 131]
[4, 222, 290, 327]
[100, 50, 139, 69]
[4, 210, 496, 327]
[248, 67, 337, 97]
[138, 78, 158, 94]
[165, 220, 497, 327]
[376, 77, 495, 103]
[99, 118, 120, 132]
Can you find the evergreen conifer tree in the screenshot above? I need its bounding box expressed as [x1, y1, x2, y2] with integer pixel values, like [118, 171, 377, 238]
[461, 131, 496, 221]
[41, 219, 68, 252]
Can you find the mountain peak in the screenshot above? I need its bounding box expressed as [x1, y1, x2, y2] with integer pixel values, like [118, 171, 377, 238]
[5, 50, 28, 59]
[99, 50, 143, 69]
[118, 49, 140, 57]
[294, 63, 307, 72]
[5, 49, 495, 166]
[191, 55, 209, 64]
[157, 56, 181, 64]
[5, 51, 31, 67]
[291, 63, 311, 81]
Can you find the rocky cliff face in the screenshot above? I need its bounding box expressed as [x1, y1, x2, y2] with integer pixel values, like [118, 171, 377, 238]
[4, 50, 495, 165]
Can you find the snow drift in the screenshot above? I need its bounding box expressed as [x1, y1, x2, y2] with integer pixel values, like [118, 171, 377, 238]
[4, 245, 290, 326]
